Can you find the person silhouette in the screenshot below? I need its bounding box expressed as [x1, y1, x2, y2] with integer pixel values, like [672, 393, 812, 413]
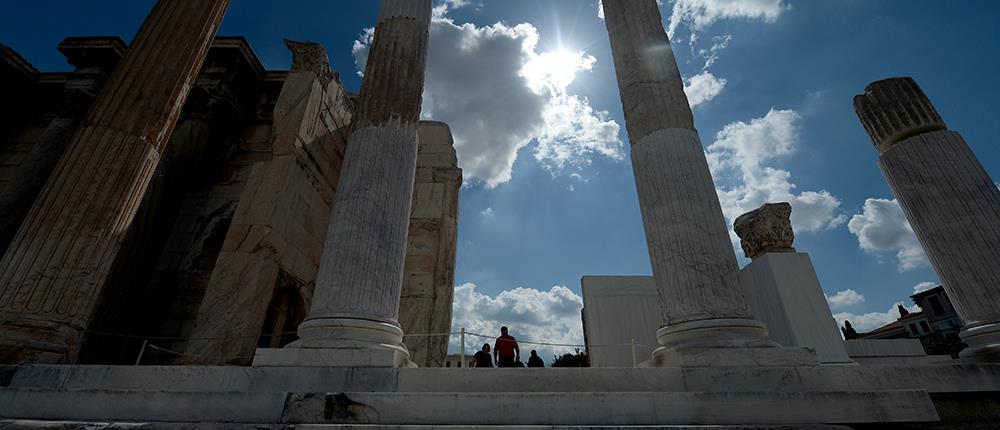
[473, 343, 493, 368]
[493, 326, 520, 367]
[527, 349, 544, 367]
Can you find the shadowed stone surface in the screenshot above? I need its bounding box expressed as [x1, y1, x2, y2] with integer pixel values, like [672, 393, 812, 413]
[0, 0, 230, 365]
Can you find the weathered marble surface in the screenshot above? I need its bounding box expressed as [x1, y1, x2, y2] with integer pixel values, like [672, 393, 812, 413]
[0, 364, 962, 425]
[603, 0, 771, 355]
[630, 129, 758, 327]
[601, 0, 694, 141]
[879, 131, 1000, 360]
[580, 276, 662, 368]
[399, 122, 461, 368]
[185, 42, 352, 364]
[0, 0, 230, 365]
[856, 77, 1000, 361]
[740, 253, 852, 363]
[854, 77, 946, 153]
[734, 202, 795, 260]
[268, 0, 433, 367]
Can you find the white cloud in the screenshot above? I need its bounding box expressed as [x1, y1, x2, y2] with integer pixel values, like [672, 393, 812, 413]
[480, 207, 494, 217]
[684, 71, 727, 108]
[666, 0, 788, 38]
[450, 283, 585, 364]
[833, 302, 919, 333]
[847, 198, 929, 272]
[354, 11, 623, 189]
[706, 109, 846, 246]
[913, 282, 938, 294]
[697, 35, 732, 70]
[826, 289, 865, 310]
[433, 0, 471, 19]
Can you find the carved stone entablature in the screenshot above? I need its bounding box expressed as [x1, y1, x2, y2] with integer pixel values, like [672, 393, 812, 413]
[284, 39, 336, 84]
[1, 43, 39, 82]
[734, 202, 795, 260]
[182, 37, 267, 124]
[54, 37, 127, 118]
[56, 37, 127, 71]
[854, 77, 947, 154]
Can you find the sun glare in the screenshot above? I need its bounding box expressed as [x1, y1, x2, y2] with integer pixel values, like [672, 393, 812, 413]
[522, 49, 596, 95]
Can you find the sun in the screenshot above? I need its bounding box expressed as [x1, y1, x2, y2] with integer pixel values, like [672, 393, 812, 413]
[522, 49, 596, 95]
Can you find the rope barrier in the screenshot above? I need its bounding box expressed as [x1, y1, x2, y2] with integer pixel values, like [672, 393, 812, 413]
[86, 328, 658, 352]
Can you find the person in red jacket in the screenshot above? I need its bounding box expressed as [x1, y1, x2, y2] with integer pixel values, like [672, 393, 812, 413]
[493, 326, 520, 367]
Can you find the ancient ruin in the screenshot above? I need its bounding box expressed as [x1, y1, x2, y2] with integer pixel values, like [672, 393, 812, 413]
[855, 77, 1000, 361]
[1, 0, 999, 428]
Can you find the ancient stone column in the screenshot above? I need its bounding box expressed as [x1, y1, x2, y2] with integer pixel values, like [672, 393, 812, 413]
[0, 37, 126, 257]
[254, 0, 432, 368]
[0, 0, 229, 364]
[602, 0, 774, 361]
[855, 77, 1000, 361]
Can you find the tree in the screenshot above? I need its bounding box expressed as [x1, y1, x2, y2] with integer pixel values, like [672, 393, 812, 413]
[552, 348, 589, 367]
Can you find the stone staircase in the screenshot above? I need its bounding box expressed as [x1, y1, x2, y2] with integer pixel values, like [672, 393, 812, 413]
[0, 364, 982, 427]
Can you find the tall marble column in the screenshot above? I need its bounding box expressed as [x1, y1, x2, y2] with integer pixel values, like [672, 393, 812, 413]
[254, 0, 432, 368]
[0, 0, 229, 365]
[602, 0, 775, 361]
[0, 37, 126, 257]
[855, 77, 1000, 361]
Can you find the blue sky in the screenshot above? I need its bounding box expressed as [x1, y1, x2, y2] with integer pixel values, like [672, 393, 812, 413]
[4, 1, 999, 360]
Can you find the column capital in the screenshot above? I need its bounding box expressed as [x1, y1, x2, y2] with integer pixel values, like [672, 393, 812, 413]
[854, 77, 947, 153]
[734, 202, 795, 260]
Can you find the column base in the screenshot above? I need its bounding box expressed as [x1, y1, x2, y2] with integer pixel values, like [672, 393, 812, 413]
[642, 318, 818, 367]
[959, 321, 1000, 362]
[252, 317, 416, 368]
[0, 315, 76, 365]
[656, 318, 776, 349]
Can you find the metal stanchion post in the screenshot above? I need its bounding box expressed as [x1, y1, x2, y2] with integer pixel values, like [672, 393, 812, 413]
[631, 338, 637, 368]
[460, 327, 466, 368]
[135, 339, 149, 366]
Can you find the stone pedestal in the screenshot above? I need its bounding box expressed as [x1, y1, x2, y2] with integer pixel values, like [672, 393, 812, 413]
[734, 203, 851, 363]
[254, 0, 432, 368]
[0, 0, 230, 365]
[855, 77, 1000, 361]
[741, 253, 853, 364]
[602, 0, 783, 365]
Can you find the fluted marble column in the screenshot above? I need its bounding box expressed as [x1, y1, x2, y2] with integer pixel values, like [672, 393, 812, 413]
[602, 0, 773, 358]
[0, 37, 126, 257]
[0, 0, 229, 365]
[855, 77, 1000, 361]
[254, 0, 432, 368]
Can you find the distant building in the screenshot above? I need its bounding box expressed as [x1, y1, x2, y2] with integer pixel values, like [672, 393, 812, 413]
[844, 286, 965, 357]
[444, 354, 474, 368]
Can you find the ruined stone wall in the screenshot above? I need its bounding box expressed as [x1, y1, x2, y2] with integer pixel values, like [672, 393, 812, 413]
[0, 36, 461, 367]
[183, 44, 354, 364]
[400, 121, 461, 367]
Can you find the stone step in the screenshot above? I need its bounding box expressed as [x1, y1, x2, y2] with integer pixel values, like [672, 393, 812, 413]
[0, 421, 853, 430]
[10, 364, 1000, 395]
[0, 388, 937, 426]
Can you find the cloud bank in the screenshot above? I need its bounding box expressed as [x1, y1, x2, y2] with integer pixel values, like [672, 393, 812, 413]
[848, 198, 929, 272]
[665, 0, 788, 38]
[826, 289, 865, 310]
[833, 303, 919, 333]
[450, 283, 585, 364]
[354, 10, 623, 188]
[706, 109, 846, 245]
